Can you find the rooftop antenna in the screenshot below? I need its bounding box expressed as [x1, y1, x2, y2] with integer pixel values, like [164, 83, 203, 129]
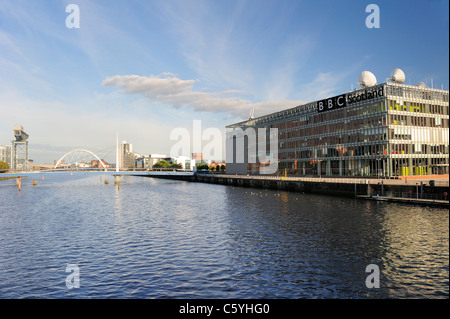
[431, 78, 434, 88]
[249, 108, 254, 120]
[417, 82, 426, 88]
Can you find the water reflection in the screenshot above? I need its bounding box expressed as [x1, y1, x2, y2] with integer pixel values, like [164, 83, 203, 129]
[379, 205, 449, 298]
[222, 187, 448, 298]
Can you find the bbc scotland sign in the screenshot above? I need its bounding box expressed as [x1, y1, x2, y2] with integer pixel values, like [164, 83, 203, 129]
[317, 85, 384, 113]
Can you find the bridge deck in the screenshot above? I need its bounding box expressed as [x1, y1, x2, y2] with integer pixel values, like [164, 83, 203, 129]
[0, 171, 195, 178]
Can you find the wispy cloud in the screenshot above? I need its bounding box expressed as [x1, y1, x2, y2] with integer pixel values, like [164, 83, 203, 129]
[102, 73, 305, 119]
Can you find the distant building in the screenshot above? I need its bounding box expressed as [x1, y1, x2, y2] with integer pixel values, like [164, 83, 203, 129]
[148, 154, 168, 169]
[134, 154, 196, 170]
[0, 145, 12, 167]
[210, 162, 226, 170]
[54, 159, 65, 166]
[134, 154, 164, 169]
[91, 159, 110, 168]
[75, 160, 90, 169]
[192, 153, 203, 160]
[119, 141, 137, 169]
[173, 156, 194, 170]
[135, 154, 177, 170]
[11, 125, 29, 171]
[32, 164, 54, 171]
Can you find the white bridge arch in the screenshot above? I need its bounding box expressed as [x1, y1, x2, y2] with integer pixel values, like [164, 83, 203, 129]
[54, 149, 107, 170]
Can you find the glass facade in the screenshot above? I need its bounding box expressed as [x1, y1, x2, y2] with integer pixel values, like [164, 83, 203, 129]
[226, 82, 449, 177]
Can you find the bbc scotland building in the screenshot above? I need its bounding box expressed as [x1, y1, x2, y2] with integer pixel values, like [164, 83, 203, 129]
[226, 69, 449, 178]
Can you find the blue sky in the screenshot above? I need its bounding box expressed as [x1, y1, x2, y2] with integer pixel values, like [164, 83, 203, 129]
[0, 0, 448, 164]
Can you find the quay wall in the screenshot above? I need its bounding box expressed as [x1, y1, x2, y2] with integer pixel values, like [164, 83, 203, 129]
[151, 173, 449, 200]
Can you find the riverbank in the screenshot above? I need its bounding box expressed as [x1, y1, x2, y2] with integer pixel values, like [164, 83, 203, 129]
[0, 177, 15, 181]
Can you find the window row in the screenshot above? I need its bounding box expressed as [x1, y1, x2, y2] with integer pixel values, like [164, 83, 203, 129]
[387, 85, 449, 102]
[389, 100, 449, 115]
[390, 114, 449, 128]
[277, 116, 387, 140]
[390, 143, 449, 155]
[279, 143, 388, 160]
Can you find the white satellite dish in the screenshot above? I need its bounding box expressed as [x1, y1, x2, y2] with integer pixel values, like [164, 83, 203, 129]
[417, 82, 427, 88]
[390, 68, 405, 84]
[357, 71, 377, 88]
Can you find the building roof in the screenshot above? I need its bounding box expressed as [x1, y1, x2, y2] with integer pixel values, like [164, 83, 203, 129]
[226, 82, 449, 129]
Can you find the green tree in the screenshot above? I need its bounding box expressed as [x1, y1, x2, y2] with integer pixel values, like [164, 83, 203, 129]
[0, 161, 9, 172]
[153, 160, 169, 168]
[153, 160, 182, 169]
[196, 163, 209, 170]
[170, 163, 182, 169]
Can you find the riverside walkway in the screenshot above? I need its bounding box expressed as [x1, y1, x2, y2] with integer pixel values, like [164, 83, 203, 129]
[357, 195, 448, 207]
[207, 174, 449, 187]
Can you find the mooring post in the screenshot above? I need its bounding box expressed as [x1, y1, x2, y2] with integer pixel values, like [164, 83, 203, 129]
[367, 180, 370, 196]
[420, 181, 423, 199]
[114, 176, 120, 190]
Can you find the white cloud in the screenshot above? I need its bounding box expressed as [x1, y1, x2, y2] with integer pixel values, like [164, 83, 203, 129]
[102, 73, 305, 119]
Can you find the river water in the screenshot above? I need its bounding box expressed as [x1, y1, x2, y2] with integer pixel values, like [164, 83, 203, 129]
[0, 174, 448, 299]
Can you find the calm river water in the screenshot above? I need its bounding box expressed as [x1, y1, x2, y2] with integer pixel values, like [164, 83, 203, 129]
[0, 174, 448, 299]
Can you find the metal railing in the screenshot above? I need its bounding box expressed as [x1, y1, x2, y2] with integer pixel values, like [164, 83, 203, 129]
[201, 174, 449, 186]
[390, 192, 448, 201]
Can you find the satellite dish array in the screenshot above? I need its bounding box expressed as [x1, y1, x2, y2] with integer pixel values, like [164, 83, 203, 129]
[249, 68, 434, 119]
[357, 68, 428, 88]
